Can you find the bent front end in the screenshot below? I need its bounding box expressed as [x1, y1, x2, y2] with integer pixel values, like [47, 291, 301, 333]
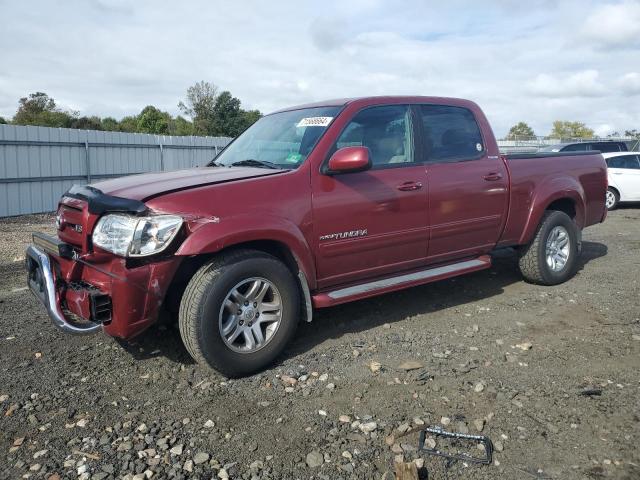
[25, 187, 183, 339]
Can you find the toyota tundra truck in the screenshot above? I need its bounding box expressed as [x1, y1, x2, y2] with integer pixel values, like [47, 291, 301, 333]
[26, 96, 608, 376]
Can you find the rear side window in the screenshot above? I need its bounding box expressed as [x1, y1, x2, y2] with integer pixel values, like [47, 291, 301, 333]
[607, 155, 640, 169]
[594, 142, 623, 153]
[419, 105, 484, 162]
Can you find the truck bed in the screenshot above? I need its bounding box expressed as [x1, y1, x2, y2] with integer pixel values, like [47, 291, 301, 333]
[498, 150, 607, 247]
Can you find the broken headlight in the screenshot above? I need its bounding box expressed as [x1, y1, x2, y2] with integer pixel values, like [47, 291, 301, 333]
[92, 214, 183, 257]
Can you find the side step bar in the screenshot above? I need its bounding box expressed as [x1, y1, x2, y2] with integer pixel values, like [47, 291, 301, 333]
[312, 255, 491, 308]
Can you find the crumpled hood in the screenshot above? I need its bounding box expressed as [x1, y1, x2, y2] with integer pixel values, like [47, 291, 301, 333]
[91, 166, 284, 201]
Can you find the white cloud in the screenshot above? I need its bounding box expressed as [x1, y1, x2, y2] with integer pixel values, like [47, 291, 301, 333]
[617, 72, 640, 95]
[526, 70, 606, 98]
[594, 123, 615, 137]
[0, 0, 639, 136]
[581, 1, 640, 48]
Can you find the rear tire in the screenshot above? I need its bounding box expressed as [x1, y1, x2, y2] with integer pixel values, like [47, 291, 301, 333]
[518, 211, 579, 286]
[606, 187, 619, 210]
[179, 249, 299, 377]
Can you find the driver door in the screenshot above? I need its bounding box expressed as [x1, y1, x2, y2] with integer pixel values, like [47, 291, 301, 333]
[311, 105, 429, 289]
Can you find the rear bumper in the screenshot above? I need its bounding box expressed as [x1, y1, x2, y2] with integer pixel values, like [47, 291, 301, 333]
[26, 233, 182, 339]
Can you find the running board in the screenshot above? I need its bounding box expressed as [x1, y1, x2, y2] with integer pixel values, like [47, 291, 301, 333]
[312, 255, 491, 308]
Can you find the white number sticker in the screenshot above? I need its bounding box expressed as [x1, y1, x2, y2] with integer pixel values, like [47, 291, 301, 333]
[297, 117, 333, 128]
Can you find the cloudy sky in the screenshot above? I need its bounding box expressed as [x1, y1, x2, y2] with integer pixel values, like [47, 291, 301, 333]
[1, 0, 639, 137]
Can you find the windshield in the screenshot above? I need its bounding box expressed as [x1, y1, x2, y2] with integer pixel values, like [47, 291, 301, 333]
[213, 106, 342, 169]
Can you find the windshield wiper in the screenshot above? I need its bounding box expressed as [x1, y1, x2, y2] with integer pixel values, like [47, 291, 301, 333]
[207, 160, 222, 167]
[229, 159, 280, 170]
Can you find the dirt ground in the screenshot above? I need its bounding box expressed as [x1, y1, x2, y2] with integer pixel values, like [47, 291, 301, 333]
[0, 208, 639, 480]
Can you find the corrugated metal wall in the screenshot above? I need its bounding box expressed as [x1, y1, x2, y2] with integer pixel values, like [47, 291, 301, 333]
[0, 124, 231, 217]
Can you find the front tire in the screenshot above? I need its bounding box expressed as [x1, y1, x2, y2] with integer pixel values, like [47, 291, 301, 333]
[518, 210, 579, 286]
[606, 187, 619, 210]
[179, 250, 299, 377]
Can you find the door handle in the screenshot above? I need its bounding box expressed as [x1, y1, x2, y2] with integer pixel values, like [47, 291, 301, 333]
[397, 181, 423, 191]
[483, 173, 502, 181]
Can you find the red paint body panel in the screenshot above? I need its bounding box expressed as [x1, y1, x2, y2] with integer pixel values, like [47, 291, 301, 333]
[40, 96, 607, 340]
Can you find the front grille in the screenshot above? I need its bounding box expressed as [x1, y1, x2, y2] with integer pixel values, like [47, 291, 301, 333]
[57, 200, 89, 250]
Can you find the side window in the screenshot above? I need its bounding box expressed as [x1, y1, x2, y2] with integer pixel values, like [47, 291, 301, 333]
[562, 143, 588, 151]
[628, 155, 640, 169]
[607, 155, 640, 169]
[595, 143, 620, 153]
[607, 156, 623, 168]
[419, 105, 484, 162]
[335, 105, 413, 168]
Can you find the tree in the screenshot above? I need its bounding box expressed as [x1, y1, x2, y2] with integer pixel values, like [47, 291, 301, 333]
[169, 116, 195, 136]
[118, 115, 138, 133]
[506, 122, 535, 140]
[549, 121, 594, 139]
[210, 91, 242, 136]
[209, 91, 262, 136]
[0, 116, 7, 124]
[136, 106, 171, 134]
[8, 86, 259, 136]
[13, 92, 75, 128]
[178, 81, 219, 135]
[101, 117, 119, 131]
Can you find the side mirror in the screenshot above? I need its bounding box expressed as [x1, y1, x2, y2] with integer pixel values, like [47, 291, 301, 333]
[326, 146, 371, 175]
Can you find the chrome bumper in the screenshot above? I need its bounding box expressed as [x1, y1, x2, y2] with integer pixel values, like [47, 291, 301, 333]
[25, 244, 102, 335]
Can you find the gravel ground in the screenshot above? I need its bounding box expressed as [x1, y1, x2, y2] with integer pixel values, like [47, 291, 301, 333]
[0, 209, 639, 480]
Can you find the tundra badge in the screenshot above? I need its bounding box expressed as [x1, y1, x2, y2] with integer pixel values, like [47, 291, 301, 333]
[319, 229, 367, 241]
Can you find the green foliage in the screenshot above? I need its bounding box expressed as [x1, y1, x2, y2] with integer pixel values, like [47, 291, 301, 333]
[209, 91, 262, 137]
[0, 116, 7, 124]
[178, 81, 218, 135]
[170, 116, 195, 136]
[12, 92, 76, 127]
[101, 117, 119, 131]
[9, 86, 261, 137]
[179, 82, 262, 136]
[506, 122, 535, 139]
[549, 121, 594, 139]
[136, 106, 170, 134]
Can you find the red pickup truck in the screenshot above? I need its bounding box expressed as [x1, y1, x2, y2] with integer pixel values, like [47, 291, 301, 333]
[26, 96, 607, 376]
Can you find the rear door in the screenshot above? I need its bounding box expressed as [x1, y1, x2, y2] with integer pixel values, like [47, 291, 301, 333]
[417, 104, 509, 264]
[312, 105, 428, 288]
[608, 155, 640, 200]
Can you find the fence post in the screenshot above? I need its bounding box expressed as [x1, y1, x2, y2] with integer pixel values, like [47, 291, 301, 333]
[84, 141, 91, 183]
[159, 142, 164, 171]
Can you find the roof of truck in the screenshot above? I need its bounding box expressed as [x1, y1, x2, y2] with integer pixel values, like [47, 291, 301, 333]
[270, 96, 476, 114]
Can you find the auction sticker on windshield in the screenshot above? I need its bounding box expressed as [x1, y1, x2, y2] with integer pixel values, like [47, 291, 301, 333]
[297, 117, 333, 128]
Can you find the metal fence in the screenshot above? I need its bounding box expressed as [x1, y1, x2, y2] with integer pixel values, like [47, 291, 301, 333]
[0, 124, 231, 217]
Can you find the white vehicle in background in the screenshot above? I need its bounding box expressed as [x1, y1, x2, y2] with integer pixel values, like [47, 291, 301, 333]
[604, 152, 640, 210]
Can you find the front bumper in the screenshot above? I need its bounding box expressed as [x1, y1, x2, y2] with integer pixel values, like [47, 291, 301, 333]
[26, 244, 103, 334]
[25, 233, 181, 339]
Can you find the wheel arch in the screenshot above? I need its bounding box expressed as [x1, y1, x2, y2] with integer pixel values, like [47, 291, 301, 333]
[166, 225, 315, 322]
[518, 177, 586, 246]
